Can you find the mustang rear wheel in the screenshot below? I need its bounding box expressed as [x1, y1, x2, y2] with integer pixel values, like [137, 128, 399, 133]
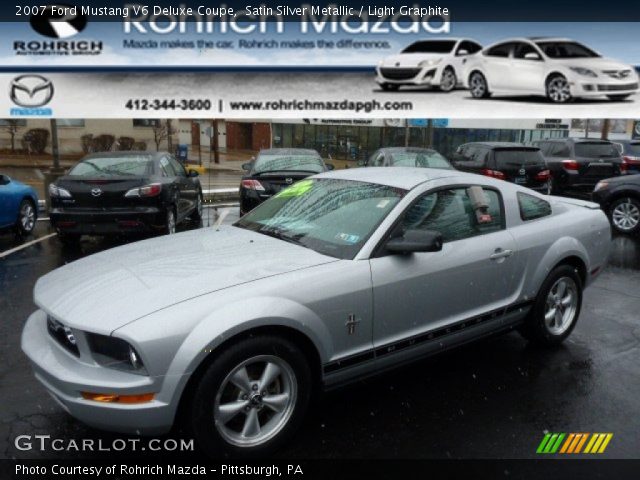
[190, 335, 312, 456]
[520, 265, 582, 346]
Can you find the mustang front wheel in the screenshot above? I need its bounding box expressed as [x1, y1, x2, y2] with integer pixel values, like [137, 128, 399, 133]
[190, 335, 312, 456]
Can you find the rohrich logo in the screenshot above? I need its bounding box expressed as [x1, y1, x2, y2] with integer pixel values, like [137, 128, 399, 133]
[30, 4, 87, 39]
[9, 75, 54, 117]
[14, 4, 102, 56]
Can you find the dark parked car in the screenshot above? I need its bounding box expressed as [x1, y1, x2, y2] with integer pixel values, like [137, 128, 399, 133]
[451, 142, 551, 194]
[0, 174, 38, 236]
[360, 147, 454, 169]
[613, 139, 640, 174]
[592, 174, 640, 234]
[49, 152, 202, 244]
[533, 138, 625, 196]
[240, 148, 332, 215]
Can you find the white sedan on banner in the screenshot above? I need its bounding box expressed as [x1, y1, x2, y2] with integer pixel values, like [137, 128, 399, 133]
[464, 37, 640, 103]
[376, 38, 483, 92]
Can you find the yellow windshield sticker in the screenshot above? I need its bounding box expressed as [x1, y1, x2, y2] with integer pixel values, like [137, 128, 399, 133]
[276, 179, 314, 198]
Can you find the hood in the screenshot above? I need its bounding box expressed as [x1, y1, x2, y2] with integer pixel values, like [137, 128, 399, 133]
[34, 226, 338, 334]
[381, 53, 445, 67]
[553, 57, 635, 72]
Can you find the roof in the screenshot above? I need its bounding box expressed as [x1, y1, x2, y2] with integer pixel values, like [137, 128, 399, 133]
[458, 142, 534, 149]
[377, 147, 440, 153]
[82, 151, 161, 159]
[258, 148, 320, 156]
[528, 37, 573, 42]
[314, 167, 476, 191]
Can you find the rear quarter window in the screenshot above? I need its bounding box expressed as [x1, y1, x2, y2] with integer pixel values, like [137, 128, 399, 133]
[518, 192, 552, 221]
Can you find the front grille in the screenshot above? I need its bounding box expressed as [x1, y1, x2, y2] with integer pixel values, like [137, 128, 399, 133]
[47, 315, 80, 357]
[597, 83, 638, 92]
[380, 67, 421, 80]
[601, 69, 632, 79]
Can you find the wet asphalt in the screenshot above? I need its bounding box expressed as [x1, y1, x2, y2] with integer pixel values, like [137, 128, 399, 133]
[1, 209, 639, 460]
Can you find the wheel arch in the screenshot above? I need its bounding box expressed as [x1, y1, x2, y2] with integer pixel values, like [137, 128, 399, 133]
[545, 71, 567, 86]
[529, 239, 590, 299]
[17, 195, 38, 222]
[602, 189, 640, 210]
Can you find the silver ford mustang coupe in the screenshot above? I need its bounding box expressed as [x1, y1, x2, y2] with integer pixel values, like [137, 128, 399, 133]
[22, 168, 610, 455]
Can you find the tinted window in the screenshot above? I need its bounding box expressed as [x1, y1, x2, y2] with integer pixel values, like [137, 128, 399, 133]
[574, 142, 619, 158]
[623, 142, 640, 156]
[235, 179, 405, 260]
[69, 155, 153, 176]
[486, 43, 512, 58]
[402, 41, 456, 54]
[494, 149, 545, 168]
[518, 193, 552, 221]
[548, 142, 571, 157]
[457, 41, 482, 55]
[368, 151, 386, 167]
[253, 153, 325, 174]
[513, 42, 540, 59]
[168, 156, 186, 176]
[402, 187, 503, 242]
[456, 146, 488, 167]
[389, 151, 453, 169]
[536, 41, 599, 58]
[159, 157, 175, 177]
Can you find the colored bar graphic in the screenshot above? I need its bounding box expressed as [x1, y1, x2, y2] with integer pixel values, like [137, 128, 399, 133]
[537, 433, 613, 454]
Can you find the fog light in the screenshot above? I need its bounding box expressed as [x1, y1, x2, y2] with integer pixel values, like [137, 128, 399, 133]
[81, 392, 155, 404]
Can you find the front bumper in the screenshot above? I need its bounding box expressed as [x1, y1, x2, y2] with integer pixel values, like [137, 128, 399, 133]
[21, 310, 177, 435]
[376, 65, 442, 86]
[50, 207, 165, 235]
[571, 75, 639, 97]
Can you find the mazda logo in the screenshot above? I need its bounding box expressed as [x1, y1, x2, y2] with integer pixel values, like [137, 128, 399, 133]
[519, 168, 526, 176]
[285, 178, 293, 184]
[9, 75, 54, 107]
[30, 4, 87, 39]
[90, 188, 103, 197]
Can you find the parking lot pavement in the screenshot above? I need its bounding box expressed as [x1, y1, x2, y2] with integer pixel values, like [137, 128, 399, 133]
[1, 212, 640, 459]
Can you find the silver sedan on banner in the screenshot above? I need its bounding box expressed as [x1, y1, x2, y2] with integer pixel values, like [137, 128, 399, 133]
[22, 167, 610, 455]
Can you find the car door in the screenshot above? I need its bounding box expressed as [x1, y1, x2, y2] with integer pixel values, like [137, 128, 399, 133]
[0, 175, 13, 227]
[167, 155, 197, 218]
[369, 184, 518, 349]
[453, 40, 483, 77]
[511, 42, 546, 93]
[482, 42, 514, 90]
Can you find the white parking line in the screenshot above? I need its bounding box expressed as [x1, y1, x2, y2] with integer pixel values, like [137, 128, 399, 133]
[0, 233, 57, 259]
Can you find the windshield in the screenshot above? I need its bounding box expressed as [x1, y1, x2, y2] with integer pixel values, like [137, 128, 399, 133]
[389, 151, 453, 169]
[401, 41, 456, 54]
[235, 178, 406, 259]
[253, 154, 325, 175]
[69, 156, 153, 176]
[575, 143, 620, 158]
[494, 149, 545, 168]
[535, 41, 600, 58]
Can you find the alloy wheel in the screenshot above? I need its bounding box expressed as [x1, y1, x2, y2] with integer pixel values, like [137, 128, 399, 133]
[612, 199, 640, 232]
[470, 73, 486, 98]
[547, 77, 571, 103]
[440, 69, 456, 92]
[544, 277, 578, 335]
[167, 209, 176, 234]
[214, 355, 297, 447]
[20, 202, 35, 232]
[197, 195, 203, 218]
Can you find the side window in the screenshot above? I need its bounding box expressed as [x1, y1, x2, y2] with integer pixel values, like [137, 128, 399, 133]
[485, 43, 512, 58]
[518, 192, 552, 221]
[159, 157, 174, 177]
[402, 187, 503, 243]
[457, 41, 482, 55]
[168, 156, 186, 177]
[513, 42, 540, 60]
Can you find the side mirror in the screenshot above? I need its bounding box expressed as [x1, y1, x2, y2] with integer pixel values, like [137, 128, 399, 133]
[524, 52, 541, 61]
[457, 49, 469, 56]
[326, 163, 335, 171]
[242, 162, 253, 171]
[386, 229, 443, 254]
[188, 169, 199, 178]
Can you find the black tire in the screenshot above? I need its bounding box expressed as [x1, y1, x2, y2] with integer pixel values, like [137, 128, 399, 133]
[190, 193, 203, 221]
[607, 94, 631, 101]
[15, 199, 36, 236]
[58, 233, 81, 246]
[190, 335, 312, 457]
[380, 83, 399, 92]
[469, 72, 490, 98]
[608, 196, 640, 234]
[164, 206, 177, 235]
[439, 67, 457, 92]
[519, 265, 582, 347]
[546, 74, 572, 103]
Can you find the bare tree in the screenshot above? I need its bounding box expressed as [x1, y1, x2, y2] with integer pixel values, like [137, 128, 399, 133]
[152, 120, 177, 151]
[0, 120, 24, 153]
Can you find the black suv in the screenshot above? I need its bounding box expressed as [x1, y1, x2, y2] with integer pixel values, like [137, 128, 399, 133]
[533, 138, 626, 196]
[451, 142, 551, 194]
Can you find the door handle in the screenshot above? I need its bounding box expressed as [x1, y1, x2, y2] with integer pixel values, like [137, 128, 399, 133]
[490, 248, 514, 261]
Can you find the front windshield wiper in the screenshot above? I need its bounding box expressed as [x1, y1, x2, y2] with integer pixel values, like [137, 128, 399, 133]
[259, 226, 306, 247]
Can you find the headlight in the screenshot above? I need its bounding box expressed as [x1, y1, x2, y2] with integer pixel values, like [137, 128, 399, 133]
[86, 333, 147, 375]
[569, 67, 597, 78]
[594, 181, 609, 192]
[49, 183, 72, 198]
[418, 58, 442, 68]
